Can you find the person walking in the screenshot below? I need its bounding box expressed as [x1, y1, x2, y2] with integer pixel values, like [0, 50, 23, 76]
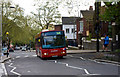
[103, 34, 109, 52]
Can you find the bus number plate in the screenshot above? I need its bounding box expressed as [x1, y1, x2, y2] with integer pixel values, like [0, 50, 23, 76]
[52, 55, 58, 57]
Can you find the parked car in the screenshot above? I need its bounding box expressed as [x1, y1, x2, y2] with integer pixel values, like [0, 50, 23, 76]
[2, 47, 8, 55]
[26, 46, 30, 50]
[9, 47, 14, 52]
[15, 46, 20, 50]
[22, 46, 26, 51]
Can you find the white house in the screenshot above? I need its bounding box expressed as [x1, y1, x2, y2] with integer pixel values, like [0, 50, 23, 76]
[62, 17, 79, 46]
[62, 24, 76, 39]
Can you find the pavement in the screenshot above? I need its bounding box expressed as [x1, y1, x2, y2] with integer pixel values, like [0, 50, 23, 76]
[0, 54, 11, 77]
[67, 50, 97, 54]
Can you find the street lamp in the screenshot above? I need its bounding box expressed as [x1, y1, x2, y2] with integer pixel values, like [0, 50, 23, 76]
[6, 31, 9, 57]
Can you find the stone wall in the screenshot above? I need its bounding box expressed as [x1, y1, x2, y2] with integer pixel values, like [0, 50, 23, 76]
[83, 39, 112, 50]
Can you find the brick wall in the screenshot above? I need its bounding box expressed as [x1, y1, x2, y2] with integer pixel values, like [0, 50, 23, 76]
[54, 25, 62, 30]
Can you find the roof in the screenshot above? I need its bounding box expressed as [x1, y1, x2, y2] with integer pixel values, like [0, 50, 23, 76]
[42, 29, 49, 32]
[81, 10, 94, 21]
[54, 24, 62, 26]
[62, 17, 80, 25]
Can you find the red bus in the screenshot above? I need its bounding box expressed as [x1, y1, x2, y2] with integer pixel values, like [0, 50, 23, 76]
[35, 30, 66, 59]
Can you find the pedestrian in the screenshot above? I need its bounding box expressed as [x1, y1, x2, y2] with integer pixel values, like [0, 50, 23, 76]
[102, 34, 109, 52]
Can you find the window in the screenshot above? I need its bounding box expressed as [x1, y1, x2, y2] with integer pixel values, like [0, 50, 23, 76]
[80, 21, 83, 31]
[72, 28, 75, 33]
[66, 28, 69, 33]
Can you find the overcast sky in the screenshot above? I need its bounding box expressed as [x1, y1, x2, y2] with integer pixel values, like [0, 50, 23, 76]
[12, 0, 97, 17]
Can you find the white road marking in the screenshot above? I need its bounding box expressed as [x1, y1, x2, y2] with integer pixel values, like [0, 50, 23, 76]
[80, 57, 86, 60]
[67, 55, 74, 57]
[84, 69, 90, 74]
[27, 71, 31, 73]
[83, 74, 101, 75]
[88, 59, 120, 66]
[66, 64, 69, 66]
[55, 61, 57, 63]
[24, 55, 29, 57]
[9, 60, 11, 62]
[32, 55, 37, 57]
[67, 65, 83, 70]
[57, 62, 67, 65]
[16, 56, 20, 58]
[1, 63, 8, 76]
[8, 62, 21, 76]
[99, 62, 120, 66]
[10, 67, 21, 76]
[8, 63, 13, 67]
[49, 60, 90, 75]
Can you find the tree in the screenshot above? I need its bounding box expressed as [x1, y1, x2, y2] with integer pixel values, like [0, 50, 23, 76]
[2, 1, 39, 45]
[32, 0, 62, 30]
[100, 1, 120, 50]
[1, 1, 25, 44]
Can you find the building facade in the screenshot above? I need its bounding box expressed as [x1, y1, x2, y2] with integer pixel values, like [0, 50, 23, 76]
[62, 17, 79, 46]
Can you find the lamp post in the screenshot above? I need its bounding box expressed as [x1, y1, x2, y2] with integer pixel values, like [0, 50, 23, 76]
[6, 31, 9, 57]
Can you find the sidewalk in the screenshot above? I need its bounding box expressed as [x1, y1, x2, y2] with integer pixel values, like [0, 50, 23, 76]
[0, 63, 4, 77]
[0, 54, 11, 63]
[67, 50, 97, 54]
[0, 53, 11, 76]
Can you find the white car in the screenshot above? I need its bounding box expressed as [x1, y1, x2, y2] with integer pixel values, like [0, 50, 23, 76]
[2, 47, 8, 54]
[22, 46, 26, 51]
[15, 46, 20, 50]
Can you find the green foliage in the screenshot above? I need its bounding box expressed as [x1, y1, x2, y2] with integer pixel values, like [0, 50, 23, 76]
[100, 2, 120, 23]
[115, 49, 120, 53]
[86, 33, 92, 40]
[2, 1, 40, 46]
[100, 1, 120, 39]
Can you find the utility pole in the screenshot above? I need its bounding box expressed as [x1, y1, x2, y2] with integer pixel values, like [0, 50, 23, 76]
[95, 1, 100, 52]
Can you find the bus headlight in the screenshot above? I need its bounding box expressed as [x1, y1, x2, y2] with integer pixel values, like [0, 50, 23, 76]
[63, 52, 65, 54]
[44, 53, 47, 55]
[61, 52, 65, 54]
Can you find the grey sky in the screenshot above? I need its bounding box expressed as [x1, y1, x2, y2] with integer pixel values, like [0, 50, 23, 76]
[12, 0, 96, 16]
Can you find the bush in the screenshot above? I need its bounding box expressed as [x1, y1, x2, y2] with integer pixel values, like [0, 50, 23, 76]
[115, 49, 120, 53]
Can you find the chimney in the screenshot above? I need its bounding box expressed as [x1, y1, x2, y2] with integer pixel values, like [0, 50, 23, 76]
[89, 6, 93, 11]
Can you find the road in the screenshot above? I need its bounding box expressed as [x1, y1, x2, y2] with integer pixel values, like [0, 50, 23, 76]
[3, 50, 120, 77]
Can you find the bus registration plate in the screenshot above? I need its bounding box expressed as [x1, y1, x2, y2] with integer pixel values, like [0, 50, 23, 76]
[52, 55, 58, 57]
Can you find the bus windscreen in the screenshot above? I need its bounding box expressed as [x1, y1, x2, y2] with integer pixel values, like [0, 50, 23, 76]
[42, 31, 65, 49]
